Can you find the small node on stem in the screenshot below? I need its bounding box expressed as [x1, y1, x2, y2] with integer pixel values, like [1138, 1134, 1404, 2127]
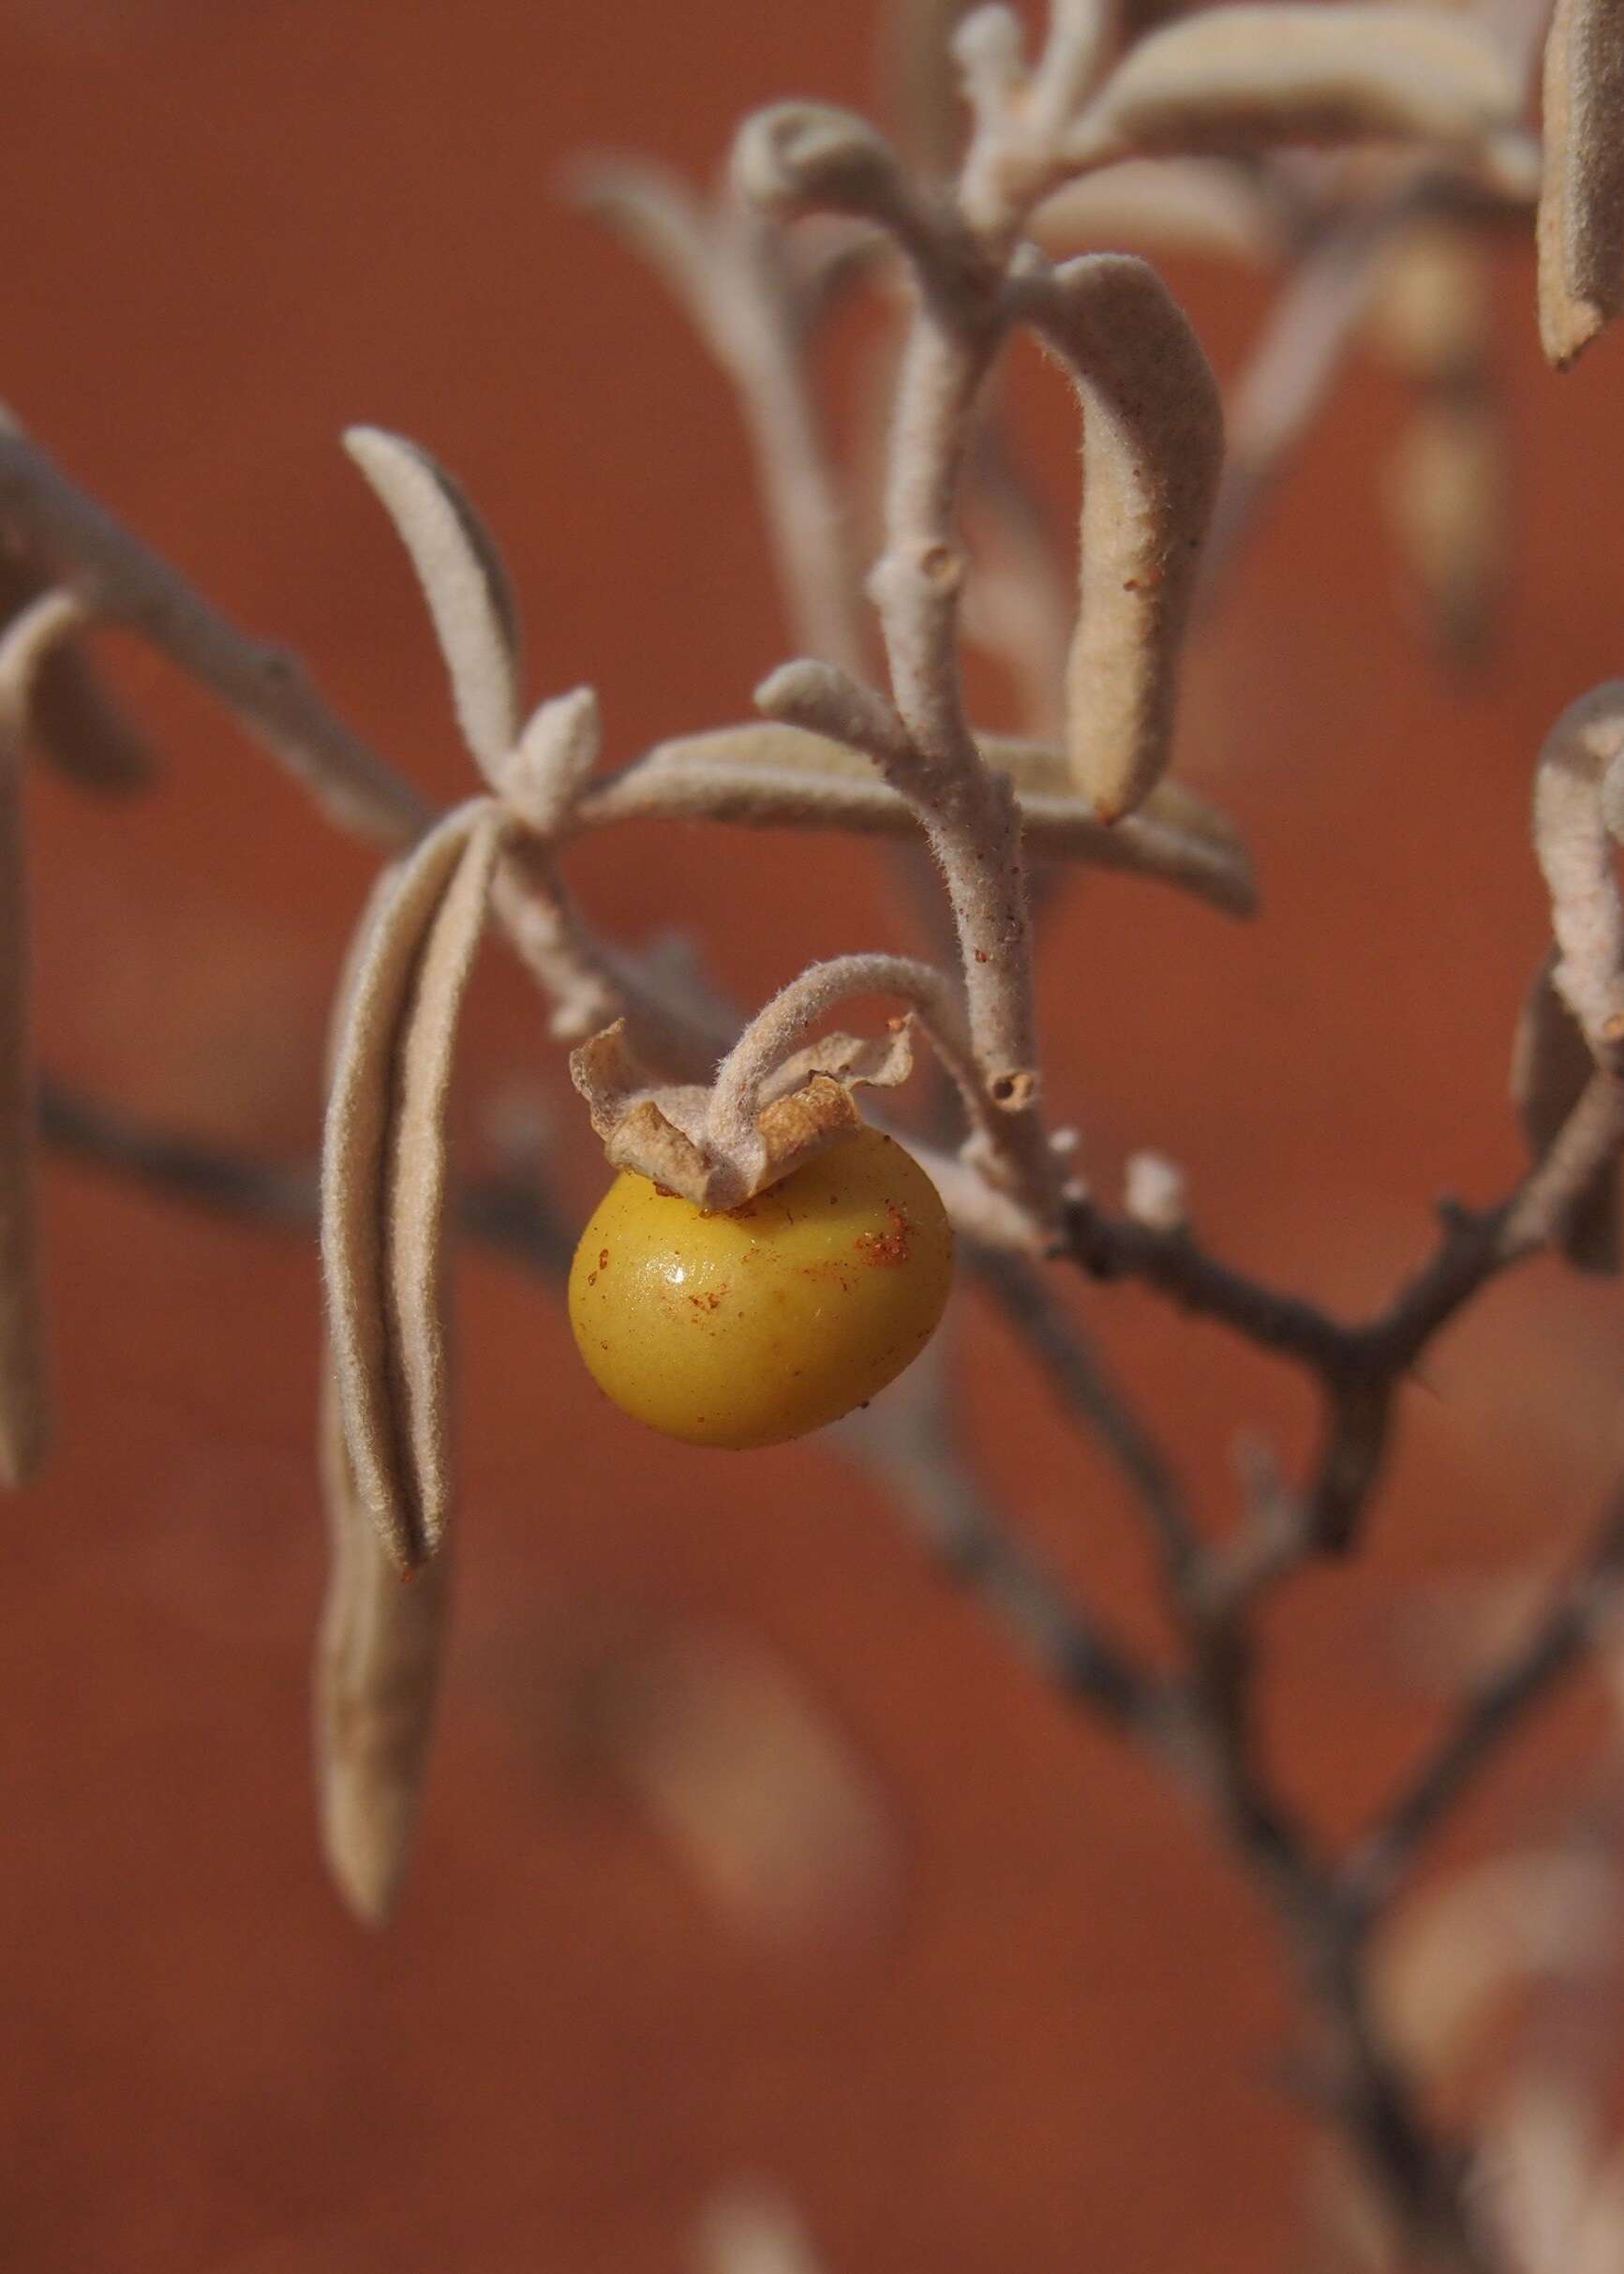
[1125, 1151, 1188, 1234]
[989, 1069, 1036, 1111]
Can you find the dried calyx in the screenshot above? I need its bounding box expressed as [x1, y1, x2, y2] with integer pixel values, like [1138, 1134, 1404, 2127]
[571, 950, 1000, 1215]
[571, 1014, 915, 1214]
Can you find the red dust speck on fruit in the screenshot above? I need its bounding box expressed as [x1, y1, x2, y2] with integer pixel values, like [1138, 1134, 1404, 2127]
[598, 1249, 610, 1270]
[855, 1201, 913, 1266]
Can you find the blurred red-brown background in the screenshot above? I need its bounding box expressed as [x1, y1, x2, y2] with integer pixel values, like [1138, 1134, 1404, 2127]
[5, 3, 1624, 2269]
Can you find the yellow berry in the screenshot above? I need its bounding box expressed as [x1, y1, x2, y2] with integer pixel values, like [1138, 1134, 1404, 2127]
[568, 1125, 954, 1448]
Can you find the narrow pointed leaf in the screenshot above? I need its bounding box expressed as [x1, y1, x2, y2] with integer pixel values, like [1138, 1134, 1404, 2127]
[313, 1359, 450, 1922]
[567, 157, 719, 325]
[575, 720, 1253, 912]
[1068, 6, 1520, 166]
[344, 426, 521, 771]
[1537, 0, 1624, 367]
[322, 799, 505, 1566]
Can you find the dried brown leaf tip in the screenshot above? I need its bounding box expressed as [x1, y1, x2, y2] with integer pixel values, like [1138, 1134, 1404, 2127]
[1538, 0, 1624, 367]
[0, 589, 91, 1489]
[1066, 6, 1521, 169]
[313, 1362, 450, 1922]
[321, 798, 507, 1568]
[1025, 254, 1224, 820]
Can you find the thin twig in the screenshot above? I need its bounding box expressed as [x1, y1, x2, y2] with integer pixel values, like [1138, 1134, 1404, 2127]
[970, 1243, 1200, 1590]
[833, 1344, 1162, 1728]
[0, 428, 430, 847]
[37, 1078, 576, 1279]
[1348, 1483, 1624, 1914]
[1063, 1070, 1624, 1562]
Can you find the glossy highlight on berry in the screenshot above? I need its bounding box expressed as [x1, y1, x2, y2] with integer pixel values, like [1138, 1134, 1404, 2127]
[567, 1126, 954, 1447]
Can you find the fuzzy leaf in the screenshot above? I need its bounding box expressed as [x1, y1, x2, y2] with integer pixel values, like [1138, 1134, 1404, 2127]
[1512, 951, 1619, 1271]
[1537, 0, 1624, 367]
[1029, 255, 1224, 819]
[322, 799, 506, 1566]
[576, 721, 1254, 912]
[313, 1360, 450, 1922]
[1035, 157, 1282, 264]
[1068, 6, 1520, 167]
[572, 153, 720, 287]
[345, 426, 521, 771]
[1532, 681, 1624, 1050]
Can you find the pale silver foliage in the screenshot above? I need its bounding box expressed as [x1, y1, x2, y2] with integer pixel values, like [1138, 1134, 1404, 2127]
[574, 721, 1258, 913]
[1026, 253, 1224, 817]
[321, 800, 507, 1567]
[1537, 0, 1624, 367]
[343, 426, 522, 772]
[313, 1364, 451, 1921]
[1065, 6, 1521, 170]
[5, 7, 1624, 2266]
[1531, 681, 1624, 1054]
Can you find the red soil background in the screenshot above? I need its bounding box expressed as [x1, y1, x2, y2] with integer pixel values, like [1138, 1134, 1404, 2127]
[5, 3, 1624, 2269]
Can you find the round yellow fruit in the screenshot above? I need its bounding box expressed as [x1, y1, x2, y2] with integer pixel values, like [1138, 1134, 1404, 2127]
[568, 1125, 954, 1448]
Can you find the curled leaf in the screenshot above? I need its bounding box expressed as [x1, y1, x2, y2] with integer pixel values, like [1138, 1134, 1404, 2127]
[1066, 6, 1521, 167]
[1537, 0, 1624, 367]
[344, 426, 521, 772]
[313, 1361, 450, 1923]
[1027, 254, 1224, 819]
[322, 799, 506, 1567]
[1512, 951, 1618, 1271]
[732, 102, 915, 230]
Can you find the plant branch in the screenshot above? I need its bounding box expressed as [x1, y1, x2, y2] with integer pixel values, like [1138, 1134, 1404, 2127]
[969, 1242, 1200, 1591]
[37, 1077, 576, 1279]
[0, 427, 430, 848]
[1347, 1480, 1624, 1916]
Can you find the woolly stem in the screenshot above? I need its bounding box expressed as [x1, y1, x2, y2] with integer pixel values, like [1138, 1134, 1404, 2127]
[706, 952, 986, 1156]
